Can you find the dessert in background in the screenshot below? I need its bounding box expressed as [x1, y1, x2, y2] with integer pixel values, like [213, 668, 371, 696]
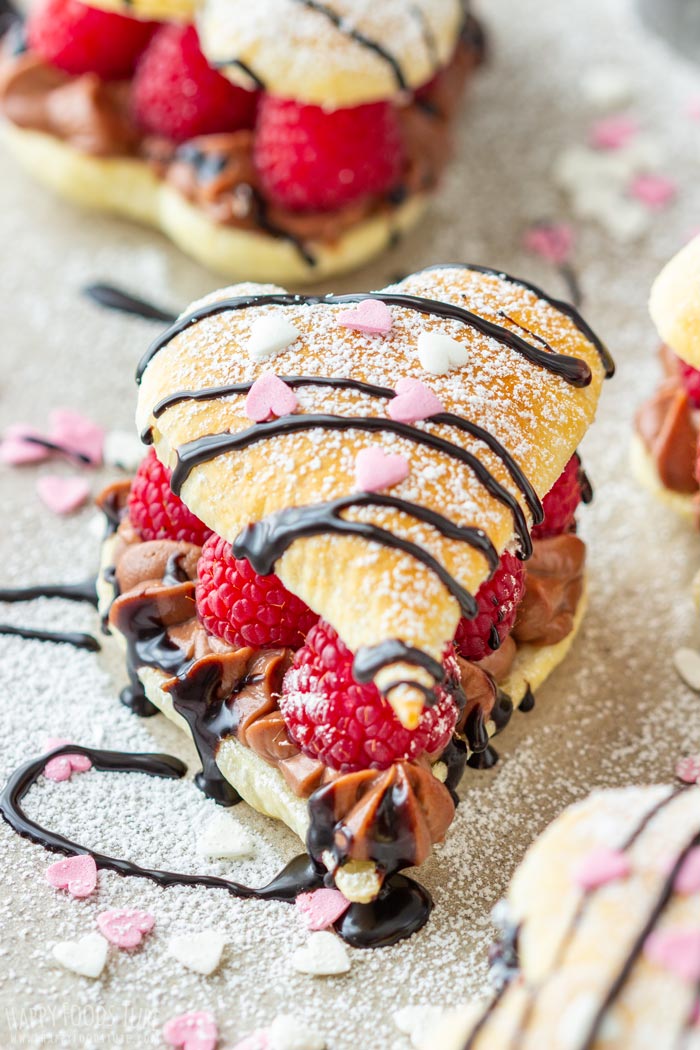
[0, 0, 484, 282]
[633, 233, 700, 519]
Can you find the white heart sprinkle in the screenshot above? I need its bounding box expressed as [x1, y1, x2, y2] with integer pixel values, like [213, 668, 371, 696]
[196, 811, 256, 860]
[291, 931, 351, 976]
[103, 429, 144, 472]
[674, 648, 700, 693]
[417, 332, 468, 375]
[580, 66, 634, 110]
[247, 317, 301, 362]
[269, 1014, 326, 1050]
[393, 1005, 450, 1049]
[52, 932, 108, 979]
[167, 930, 226, 975]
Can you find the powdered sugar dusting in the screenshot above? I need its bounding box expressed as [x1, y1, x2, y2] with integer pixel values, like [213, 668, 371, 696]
[2, 0, 700, 1046]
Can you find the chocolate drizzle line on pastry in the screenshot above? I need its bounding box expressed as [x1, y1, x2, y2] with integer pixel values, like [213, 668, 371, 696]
[1, 744, 434, 948]
[152, 375, 543, 526]
[468, 786, 691, 1050]
[137, 280, 610, 386]
[84, 283, 177, 325]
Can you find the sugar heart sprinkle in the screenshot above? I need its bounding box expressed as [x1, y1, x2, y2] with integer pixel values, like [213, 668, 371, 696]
[355, 447, 410, 493]
[387, 378, 444, 423]
[52, 932, 108, 979]
[676, 755, 700, 784]
[36, 475, 90, 516]
[43, 738, 93, 782]
[291, 931, 351, 976]
[337, 299, 393, 336]
[295, 888, 350, 931]
[245, 373, 298, 423]
[247, 317, 301, 362]
[168, 929, 226, 975]
[46, 854, 97, 898]
[417, 331, 468, 374]
[96, 909, 155, 948]
[644, 928, 700, 983]
[572, 847, 631, 890]
[163, 1010, 219, 1050]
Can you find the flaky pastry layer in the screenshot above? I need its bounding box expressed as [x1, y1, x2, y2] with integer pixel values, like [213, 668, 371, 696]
[650, 233, 700, 370]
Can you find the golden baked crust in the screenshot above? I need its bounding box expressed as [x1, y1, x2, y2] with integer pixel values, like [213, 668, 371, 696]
[650, 233, 700, 369]
[438, 784, 700, 1050]
[136, 265, 608, 722]
[80, 0, 198, 20]
[198, 0, 466, 106]
[1, 122, 426, 284]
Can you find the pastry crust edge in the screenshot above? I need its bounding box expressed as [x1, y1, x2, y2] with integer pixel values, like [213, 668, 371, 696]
[629, 432, 695, 521]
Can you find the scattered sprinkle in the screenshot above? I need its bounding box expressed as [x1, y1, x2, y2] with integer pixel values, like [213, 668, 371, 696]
[589, 115, 639, 150]
[42, 737, 93, 782]
[247, 317, 301, 362]
[416, 331, 468, 374]
[268, 1014, 325, 1050]
[167, 930, 226, 976]
[580, 65, 634, 110]
[46, 854, 97, 898]
[676, 755, 700, 785]
[291, 931, 351, 976]
[295, 888, 350, 931]
[354, 446, 410, 493]
[102, 429, 144, 472]
[245, 372, 298, 423]
[52, 931, 109, 979]
[644, 929, 700, 983]
[387, 378, 445, 424]
[96, 908, 155, 948]
[196, 810, 256, 860]
[36, 475, 90, 516]
[337, 299, 393, 336]
[163, 1010, 218, 1050]
[628, 173, 677, 210]
[572, 847, 631, 890]
[522, 222, 574, 266]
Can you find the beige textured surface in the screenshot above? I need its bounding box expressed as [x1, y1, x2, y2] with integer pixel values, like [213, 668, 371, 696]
[649, 233, 700, 369]
[1, 123, 428, 285]
[198, 0, 464, 105]
[2, 1, 700, 1048]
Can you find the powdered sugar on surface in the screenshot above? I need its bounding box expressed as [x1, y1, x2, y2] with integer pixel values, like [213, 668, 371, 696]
[2, 0, 700, 1047]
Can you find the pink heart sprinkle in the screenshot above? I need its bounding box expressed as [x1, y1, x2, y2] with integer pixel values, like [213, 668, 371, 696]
[296, 888, 351, 931]
[387, 378, 445, 424]
[163, 1011, 218, 1050]
[0, 425, 50, 465]
[97, 908, 155, 948]
[231, 1032, 270, 1050]
[628, 173, 677, 210]
[677, 755, 700, 784]
[589, 114, 639, 150]
[355, 447, 410, 493]
[687, 97, 700, 122]
[645, 928, 700, 983]
[46, 854, 97, 898]
[522, 222, 574, 266]
[338, 299, 393, 336]
[662, 848, 700, 895]
[43, 738, 92, 782]
[36, 475, 90, 515]
[572, 848, 631, 891]
[49, 408, 104, 466]
[244, 372, 298, 423]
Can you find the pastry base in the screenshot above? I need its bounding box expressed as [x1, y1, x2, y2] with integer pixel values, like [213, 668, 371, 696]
[629, 432, 696, 521]
[97, 536, 588, 848]
[1, 121, 427, 284]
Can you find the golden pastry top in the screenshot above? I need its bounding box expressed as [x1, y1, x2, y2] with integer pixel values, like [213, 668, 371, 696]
[197, 0, 471, 106]
[135, 264, 611, 725]
[85, 0, 198, 21]
[650, 233, 700, 370]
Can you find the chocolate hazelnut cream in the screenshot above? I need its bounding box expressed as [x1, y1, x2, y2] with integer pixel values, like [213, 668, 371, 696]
[0, 28, 483, 249]
[96, 480, 587, 870]
[635, 345, 699, 495]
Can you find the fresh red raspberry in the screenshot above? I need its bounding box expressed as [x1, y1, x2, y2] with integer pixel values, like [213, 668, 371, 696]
[132, 25, 257, 142]
[532, 454, 584, 540]
[454, 551, 526, 663]
[27, 0, 157, 80]
[195, 534, 319, 650]
[127, 448, 212, 546]
[279, 620, 459, 772]
[677, 357, 700, 408]
[253, 96, 405, 212]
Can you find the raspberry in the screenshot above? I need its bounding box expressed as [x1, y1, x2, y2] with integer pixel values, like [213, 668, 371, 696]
[127, 448, 212, 546]
[279, 620, 459, 772]
[454, 551, 525, 663]
[677, 357, 700, 408]
[532, 454, 584, 540]
[132, 25, 257, 143]
[253, 96, 404, 212]
[27, 0, 157, 80]
[195, 534, 318, 650]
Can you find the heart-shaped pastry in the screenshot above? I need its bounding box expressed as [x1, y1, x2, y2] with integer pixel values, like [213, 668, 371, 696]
[245, 373, 298, 424]
[136, 265, 610, 726]
[167, 930, 226, 975]
[163, 1011, 218, 1050]
[46, 854, 97, 898]
[433, 781, 700, 1049]
[52, 932, 108, 979]
[96, 908, 155, 948]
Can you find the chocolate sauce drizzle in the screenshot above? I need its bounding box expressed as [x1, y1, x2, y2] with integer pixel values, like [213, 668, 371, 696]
[1, 744, 432, 948]
[83, 283, 177, 325]
[0, 577, 100, 651]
